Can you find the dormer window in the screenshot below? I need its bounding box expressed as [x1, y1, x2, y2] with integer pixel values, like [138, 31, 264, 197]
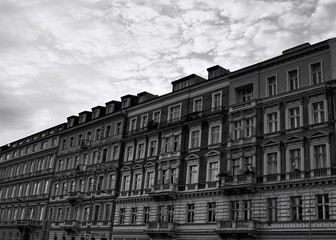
[67, 119, 74, 128]
[122, 99, 129, 108]
[79, 115, 86, 123]
[93, 110, 100, 119]
[106, 105, 114, 114]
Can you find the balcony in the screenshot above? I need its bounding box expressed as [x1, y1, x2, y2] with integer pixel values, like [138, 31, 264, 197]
[229, 100, 256, 113]
[215, 220, 258, 239]
[220, 174, 256, 195]
[75, 164, 87, 174]
[62, 220, 79, 234]
[15, 220, 43, 232]
[80, 139, 91, 150]
[150, 182, 178, 201]
[145, 222, 176, 239]
[68, 191, 84, 204]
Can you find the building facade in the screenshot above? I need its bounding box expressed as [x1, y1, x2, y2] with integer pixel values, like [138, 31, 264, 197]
[1, 38, 336, 240]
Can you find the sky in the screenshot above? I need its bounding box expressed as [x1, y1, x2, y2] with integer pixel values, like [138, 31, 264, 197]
[1, 0, 336, 146]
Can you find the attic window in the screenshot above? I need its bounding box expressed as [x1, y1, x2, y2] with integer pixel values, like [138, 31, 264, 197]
[79, 115, 86, 123]
[122, 99, 129, 108]
[106, 105, 114, 114]
[67, 119, 74, 127]
[93, 110, 100, 119]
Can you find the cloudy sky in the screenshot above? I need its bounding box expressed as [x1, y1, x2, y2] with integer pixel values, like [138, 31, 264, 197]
[1, 0, 336, 145]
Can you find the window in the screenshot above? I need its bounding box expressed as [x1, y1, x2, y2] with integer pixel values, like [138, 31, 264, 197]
[289, 149, 301, 171]
[241, 88, 253, 102]
[288, 69, 299, 90]
[311, 62, 322, 84]
[245, 118, 254, 137]
[106, 105, 114, 114]
[148, 140, 158, 157]
[187, 204, 195, 223]
[83, 207, 89, 222]
[172, 135, 180, 152]
[122, 175, 130, 191]
[158, 206, 165, 222]
[115, 122, 122, 135]
[193, 98, 202, 112]
[232, 158, 240, 176]
[267, 198, 278, 221]
[134, 173, 142, 190]
[209, 125, 220, 145]
[267, 75, 277, 96]
[137, 143, 145, 159]
[129, 118, 137, 131]
[119, 208, 125, 224]
[188, 165, 198, 184]
[207, 202, 216, 222]
[208, 162, 219, 182]
[97, 176, 104, 191]
[140, 115, 148, 129]
[288, 107, 300, 129]
[112, 145, 119, 160]
[190, 130, 200, 149]
[62, 139, 66, 150]
[232, 121, 241, 140]
[316, 194, 329, 219]
[52, 138, 57, 146]
[230, 201, 239, 220]
[212, 92, 222, 110]
[153, 111, 161, 123]
[92, 150, 98, 164]
[267, 153, 278, 175]
[312, 101, 325, 124]
[143, 207, 150, 223]
[101, 148, 108, 162]
[104, 204, 111, 221]
[242, 200, 252, 220]
[126, 146, 134, 161]
[145, 172, 154, 188]
[69, 137, 74, 147]
[108, 174, 115, 189]
[291, 196, 302, 221]
[95, 128, 101, 141]
[105, 125, 111, 138]
[169, 105, 181, 122]
[168, 205, 174, 222]
[131, 208, 137, 224]
[32, 145, 37, 152]
[314, 144, 327, 169]
[267, 112, 278, 133]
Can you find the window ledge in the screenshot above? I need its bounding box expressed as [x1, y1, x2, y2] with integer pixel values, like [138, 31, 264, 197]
[285, 128, 303, 134]
[308, 122, 329, 129]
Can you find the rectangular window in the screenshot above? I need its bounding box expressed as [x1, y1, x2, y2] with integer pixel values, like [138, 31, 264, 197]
[288, 107, 300, 129]
[267, 76, 277, 96]
[148, 140, 158, 157]
[311, 62, 322, 84]
[97, 176, 104, 191]
[119, 208, 125, 224]
[104, 204, 111, 221]
[126, 146, 134, 161]
[69, 137, 74, 147]
[108, 174, 115, 189]
[232, 158, 240, 176]
[169, 105, 181, 122]
[158, 206, 165, 222]
[144, 207, 150, 223]
[242, 200, 252, 220]
[112, 145, 119, 160]
[140, 115, 148, 129]
[316, 194, 329, 219]
[314, 144, 327, 169]
[168, 205, 174, 223]
[102, 148, 108, 162]
[122, 175, 130, 191]
[153, 111, 161, 123]
[288, 69, 299, 90]
[289, 149, 301, 171]
[116, 122, 122, 135]
[134, 174, 141, 190]
[267, 198, 278, 221]
[193, 98, 202, 112]
[232, 121, 241, 140]
[130, 118, 137, 131]
[312, 101, 325, 124]
[291, 196, 302, 221]
[210, 125, 220, 144]
[267, 153, 277, 174]
[212, 92, 221, 110]
[230, 201, 239, 220]
[146, 172, 154, 188]
[131, 207, 137, 224]
[93, 205, 99, 221]
[105, 125, 111, 138]
[209, 162, 219, 182]
[172, 135, 180, 152]
[207, 202, 216, 223]
[267, 112, 278, 133]
[95, 128, 101, 141]
[190, 130, 200, 148]
[137, 143, 145, 159]
[187, 204, 195, 223]
[188, 165, 198, 184]
[245, 118, 254, 137]
[242, 88, 253, 102]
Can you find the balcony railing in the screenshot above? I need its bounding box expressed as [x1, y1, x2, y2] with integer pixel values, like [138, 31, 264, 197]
[220, 174, 256, 195]
[76, 164, 87, 173]
[15, 220, 43, 229]
[68, 191, 84, 204]
[150, 182, 178, 201]
[229, 100, 256, 112]
[217, 220, 257, 231]
[146, 222, 175, 231]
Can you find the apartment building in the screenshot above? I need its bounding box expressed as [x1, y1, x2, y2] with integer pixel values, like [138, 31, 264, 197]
[1, 37, 336, 240]
[48, 101, 125, 240]
[0, 125, 64, 240]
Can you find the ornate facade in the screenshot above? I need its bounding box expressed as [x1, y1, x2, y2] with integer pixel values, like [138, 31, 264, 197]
[1, 38, 336, 240]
